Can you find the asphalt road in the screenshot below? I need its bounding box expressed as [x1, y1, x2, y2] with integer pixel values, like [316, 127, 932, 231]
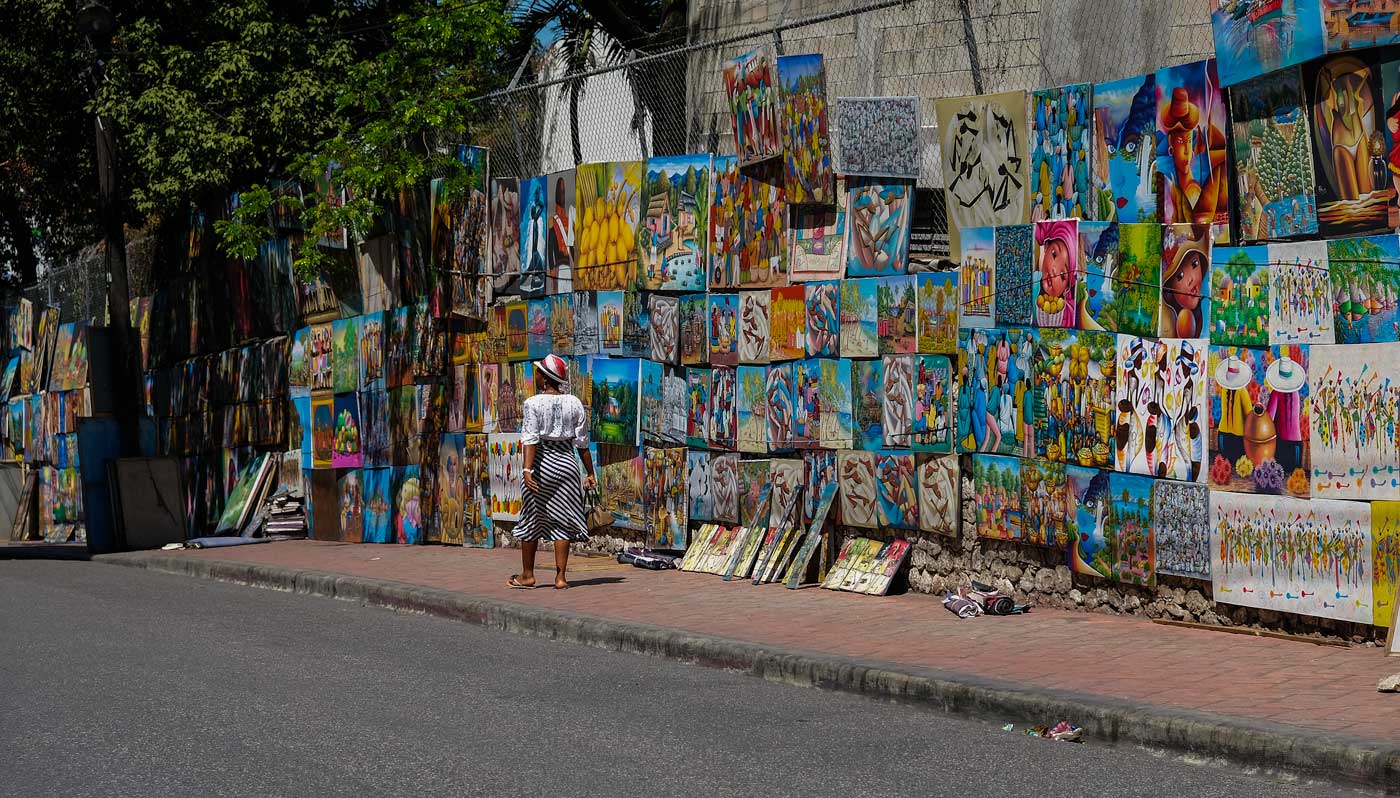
[0, 561, 1358, 798]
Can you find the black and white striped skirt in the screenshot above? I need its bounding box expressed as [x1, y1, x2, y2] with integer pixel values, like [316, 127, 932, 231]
[513, 440, 589, 543]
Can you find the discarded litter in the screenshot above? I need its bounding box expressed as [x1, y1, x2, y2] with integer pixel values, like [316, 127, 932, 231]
[1026, 721, 1083, 742]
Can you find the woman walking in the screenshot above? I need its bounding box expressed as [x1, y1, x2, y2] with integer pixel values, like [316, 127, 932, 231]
[508, 354, 597, 590]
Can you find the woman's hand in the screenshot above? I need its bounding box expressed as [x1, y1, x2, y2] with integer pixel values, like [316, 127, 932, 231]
[524, 470, 540, 493]
[583, 474, 598, 491]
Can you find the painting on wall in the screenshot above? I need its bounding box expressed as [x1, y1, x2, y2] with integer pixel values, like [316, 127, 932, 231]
[1308, 342, 1400, 500]
[724, 47, 783, 166]
[876, 275, 917, 355]
[437, 433, 465, 546]
[1323, 0, 1400, 52]
[1152, 479, 1209, 580]
[792, 359, 821, 448]
[836, 450, 878, 528]
[546, 168, 575, 294]
[1267, 240, 1334, 344]
[738, 290, 771, 364]
[1211, 490, 1372, 623]
[935, 90, 1030, 259]
[882, 355, 914, 448]
[1212, 0, 1324, 86]
[776, 53, 835, 205]
[490, 177, 521, 287]
[710, 452, 739, 523]
[687, 449, 713, 522]
[874, 450, 918, 529]
[916, 271, 959, 354]
[1070, 469, 1154, 586]
[736, 365, 769, 453]
[1092, 222, 1161, 338]
[917, 454, 959, 537]
[852, 358, 884, 451]
[527, 299, 552, 360]
[1160, 223, 1212, 338]
[957, 327, 1035, 456]
[838, 277, 879, 358]
[832, 96, 921, 179]
[912, 355, 954, 453]
[596, 444, 644, 530]
[637, 154, 709, 292]
[818, 358, 853, 448]
[463, 434, 493, 548]
[1020, 458, 1066, 547]
[573, 161, 642, 291]
[804, 281, 840, 357]
[789, 202, 846, 281]
[331, 393, 362, 469]
[1229, 68, 1318, 241]
[390, 465, 422, 544]
[994, 224, 1035, 326]
[648, 293, 680, 365]
[589, 357, 639, 446]
[311, 393, 334, 468]
[707, 293, 738, 366]
[1091, 72, 1159, 223]
[1373, 502, 1400, 627]
[1327, 233, 1400, 344]
[769, 285, 806, 361]
[1029, 83, 1093, 221]
[1034, 219, 1079, 327]
[1032, 327, 1116, 467]
[643, 446, 688, 550]
[737, 162, 788, 287]
[710, 365, 737, 451]
[766, 362, 795, 451]
[1155, 59, 1230, 238]
[1303, 52, 1395, 237]
[709, 155, 741, 289]
[1114, 335, 1208, 481]
[844, 178, 911, 276]
[1208, 344, 1311, 498]
[972, 453, 1022, 541]
[362, 467, 392, 544]
[1210, 245, 1270, 346]
[517, 174, 550, 297]
[687, 368, 710, 448]
[957, 225, 996, 328]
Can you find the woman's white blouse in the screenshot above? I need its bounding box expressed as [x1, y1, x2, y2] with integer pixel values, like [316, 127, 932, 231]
[519, 392, 589, 447]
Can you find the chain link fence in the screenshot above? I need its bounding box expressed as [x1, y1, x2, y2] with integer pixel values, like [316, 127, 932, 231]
[470, 0, 1215, 206]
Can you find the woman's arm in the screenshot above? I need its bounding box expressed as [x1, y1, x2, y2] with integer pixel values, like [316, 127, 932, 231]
[573, 400, 597, 487]
[522, 442, 538, 492]
[520, 399, 540, 492]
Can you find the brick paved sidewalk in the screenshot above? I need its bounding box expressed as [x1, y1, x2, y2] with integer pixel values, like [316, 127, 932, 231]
[137, 539, 1398, 743]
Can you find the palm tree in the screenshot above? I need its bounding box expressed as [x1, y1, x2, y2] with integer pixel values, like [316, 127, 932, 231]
[512, 0, 687, 166]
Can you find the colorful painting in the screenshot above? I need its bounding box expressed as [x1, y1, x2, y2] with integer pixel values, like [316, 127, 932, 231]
[546, 168, 574, 293]
[1213, 0, 1324, 86]
[738, 290, 771, 364]
[461, 434, 493, 547]
[687, 368, 710, 448]
[836, 450, 878, 528]
[724, 47, 782, 166]
[687, 450, 713, 522]
[1323, 0, 1400, 52]
[1152, 479, 1209, 579]
[972, 453, 1021, 540]
[1020, 458, 1066, 547]
[1070, 469, 1154, 586]
[390, 465, 422, 544]
[1267, 240, 1334, 344]
[911, 355, 954, 453]
[957, 327, 1035, 456]
[803, 281, 840, 357]
[597, 444, 644, 530]
[489, 177, 521, 284]
[788, 203, 846, 281]
[1030, 83, 1093, 220]
[838, 277, 878, 357]
[709, 155, 741, 289]
[1160, 223, 1212, 338]
[643, 446, 688, 549]
[574, 161, 642, 290]
[769, 285, 805, 361]
[1114, 335, 1208, 481]
[1308, 342, 1400, 499]
[1304, 52, 1394, 237]
[1229, 68, 1318, 241]
[821, 537, 911, 595]
[776, 53, 834, 205]
[876, 275, 917, 355]
[957, 225, 995, 328]
[527, 299, 552, 360]
[736, 161, 788, 288]
[1091, 73, 1159, 223]
[589, 357, 639, 446]
[710, 365, 737, 450]
[504, 301, 528, 361]
[874, 450, 918, 529]
[639, 360, 664, 443]
[597, 291, 625, 355]
[707, 293, 738, 366]
[852, 358, 884, 451]
[310, 322, 334, 391]
[1373, 502, 1400, 627]
[679, 293, 707, 365]
[915, 271, 959, 354]
[991, 224, 1033, 326]
[334, 468, 363, 543]
[844, 178, 911, 276]
[766, 362, 795, 451]
[358, 312, 385, 391]
[621, 290, 650, 357]
[737, 459, 772, 528]
[1034, 219, 1079, 327]
[711, 452, 740, 523]
[573, 291, 599, 355]
[361, 467, 391, 544]
[517, 175, 550, 296]
[791, 358, 821, 448]
[331, 393, 362, 469]
[1156, 59, 1230, 237]
[435, 433, 465, 545]
[818, 358, 853, 448]
[1208, 345, 1311, 497]
[1210, 246, 1270, 345]
[935, 90, 1030, 259]
[486, 433, 522, 522]
[1327, 233, 1400, 344]
[736, 365, 768, 453]
[548, 293, 574, 356]
[311, 393, 334, 468]
[916, 454, 959, 537]
[1211, 490, 1372, 622]
[1033, 327, 1116, 467]
[648, 293, 680, 365]
[637, 154, 709, 292]
[832, 96, 921, 179]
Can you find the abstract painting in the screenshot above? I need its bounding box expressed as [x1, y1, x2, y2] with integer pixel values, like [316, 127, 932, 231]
[818, 358, 853, 448]
[1029, 83, 1093, 221]
[832, 96, 921, 179]
[994, 223, 1035, 327]
[957, 225, 995, 328]
[1308, 342, 1400, 499]
[687, 450, 713, 522]
[589, 357, 639, 446]
[791, 358, 821, 448]
[844, 178, 911, 276]
[648, 293, 680, 365]
[1156, 59, 1230, 237]
[916, 271, 959, 354]
[710, 452, 740, 524]
[1152, 479, 1209, 580]
[776, 53, 834, 205]
[1020, 458, 1067, 547]
[1070, 469, 1154, 586]
[838, 277, 878, 357]
[1212, 0, 1324, 86]
[882, 355, 914, 448]
[788, 202, 846, 281]
[1209, 245, 1270, 346]
[874, 450, 918, 529]
[972, 453, 1021, 540]
[876, 274, 917, 355]
[1114, 335, 1208, 482]
[1228, 68, 1317, 241]
[1267, 240, 1333, 344]
[769, 285, 806, 361]
[1211, 490, 1373, 623]
[1327, 233, 1400, 344]
[766, 362, 795, 451]
[935, 90, 1030, 259]
[1033, 327, 1116, 467]
[803, 281, 840, 357]
[852, 358, 884, 451]
[724, 47, 782, 166]
[487, 433, 522, 522]
[573, 161, 642, 290]
[637, 154, 709, 292]
[1091, 72, 1159, 223]
[1208, 344, 1311, 497]
[1034, 219, 1079, 327]
[836, 450, 878, 528]
[1160, 223, 1212, 338]
[917, 454, 959, 537]
[1304, 52, 1394, 237]
[738, 290, 771, 364]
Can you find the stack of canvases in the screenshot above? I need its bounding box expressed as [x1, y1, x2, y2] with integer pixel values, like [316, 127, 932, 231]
[0, 299, 94, 543]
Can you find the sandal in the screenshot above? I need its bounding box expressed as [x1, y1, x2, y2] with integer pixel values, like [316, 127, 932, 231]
[507, 575, 535, 589]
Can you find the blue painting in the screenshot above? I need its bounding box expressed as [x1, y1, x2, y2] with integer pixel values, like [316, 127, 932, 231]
[1328, 233, 1400, 344]
[390, 465, 422, 545]
[1029, 83, 1093, 221]
[1091, 73, 1159, 223]
[994, 224, 1035, 326]
[853, 358, 884, 451]
[518, 175, 549, 296]
[1212, 0, 1325, 86]
[638, 154, 710, 292]
[362, 467, 392, 544]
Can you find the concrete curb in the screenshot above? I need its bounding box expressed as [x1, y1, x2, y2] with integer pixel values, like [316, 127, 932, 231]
[97, 551, 1400, 793]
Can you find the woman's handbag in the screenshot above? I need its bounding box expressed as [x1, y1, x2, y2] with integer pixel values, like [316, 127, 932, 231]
[584, 486, 612, 531]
